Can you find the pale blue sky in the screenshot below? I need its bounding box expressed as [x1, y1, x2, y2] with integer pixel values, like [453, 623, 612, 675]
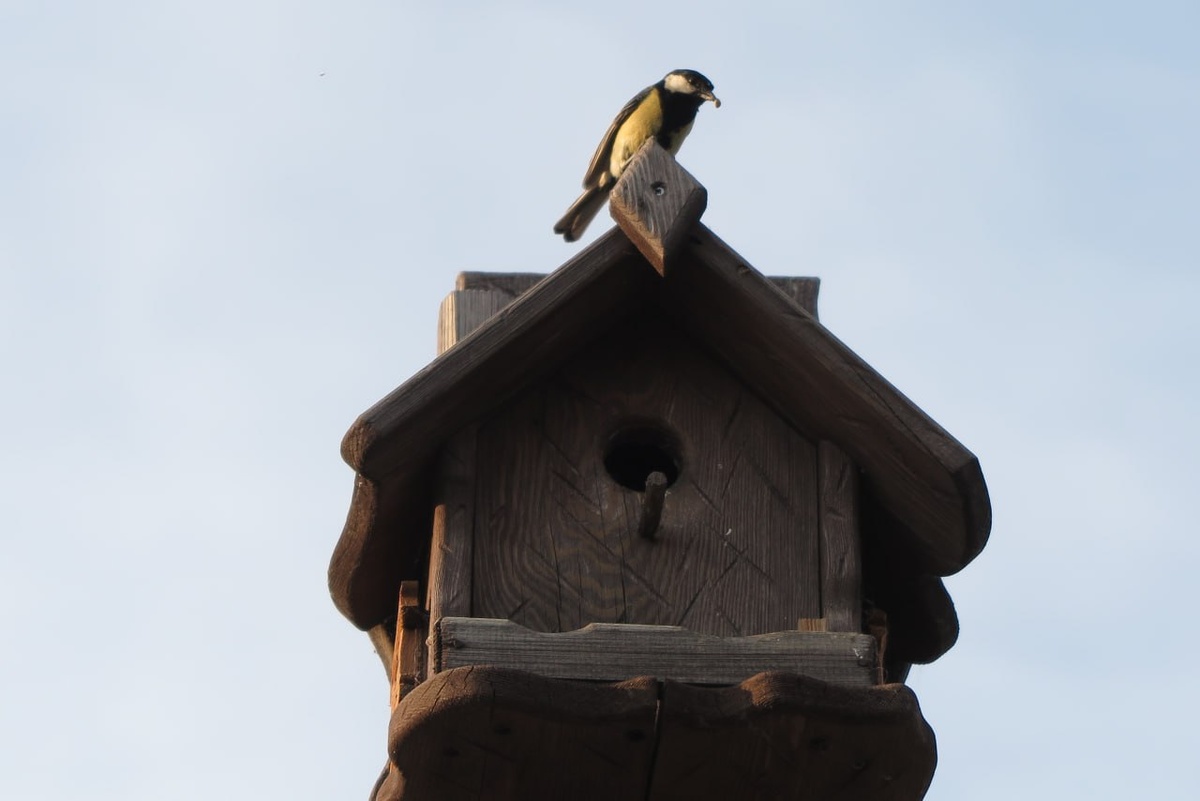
[2, 2, 1197, 798]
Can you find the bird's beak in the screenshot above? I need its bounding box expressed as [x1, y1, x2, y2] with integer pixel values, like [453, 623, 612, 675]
[703, 91, 721, 108]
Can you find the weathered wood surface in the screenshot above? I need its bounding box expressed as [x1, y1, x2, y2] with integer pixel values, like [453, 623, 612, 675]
[332, 231, 653, 626]
[649, 673, 936, 800]
[819, 440, 862, 632]
[436, 618, 877, 687]
[637, 470, 668, 540]
[668, 224, 990, 574]
[769, 276, 821, 319]
[330, 224, 987, 637]
[384, 667, 659, 801]
[382, 666, 935, 801]
[471, 313, 821, 638]
[609, 140, 707, 275]
[426, 270, 515, 628]
[426, 429, 476, 672]
[437, 274, 545, 354]
[455, 272, 544, 296]
[391, 581, 426, 709]
[454, 272, 818, 320]
[342, 229, 650, 479]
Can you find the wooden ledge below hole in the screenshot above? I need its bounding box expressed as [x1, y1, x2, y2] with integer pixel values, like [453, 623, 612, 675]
[434, 617, 878, 687]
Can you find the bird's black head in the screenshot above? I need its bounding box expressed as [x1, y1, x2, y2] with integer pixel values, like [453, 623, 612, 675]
[662, 69, 720, 107]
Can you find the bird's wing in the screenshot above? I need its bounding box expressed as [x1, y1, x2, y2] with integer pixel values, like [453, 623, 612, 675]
[580, 84, 653, 189]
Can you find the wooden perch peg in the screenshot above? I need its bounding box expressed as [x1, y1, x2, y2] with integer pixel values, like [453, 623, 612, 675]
[609, 140, 707, 276]
[638, 471, 668, 540]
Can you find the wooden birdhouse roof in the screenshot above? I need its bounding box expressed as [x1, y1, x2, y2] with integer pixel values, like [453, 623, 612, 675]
[330, 219, 991, 663]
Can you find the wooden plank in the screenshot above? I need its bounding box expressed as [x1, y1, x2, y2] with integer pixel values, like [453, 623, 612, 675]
[450, 272, 817, 318]
[456, 271, 544, 297]
[386, 667, 659, 801]
[437, 290, 518, 355]
[436, 618, 877, 687]
[819, 440, 862, 632]
[425, 281, 494, 666]
[609, 140, 707, 275]
[649, 673, 936, 801]
[669, 225, 990, 574]
[426, 428, 476, 672]
[390, 581, 426, 709]
[768, 276, 820, 319]
[470, 314, 821, 639]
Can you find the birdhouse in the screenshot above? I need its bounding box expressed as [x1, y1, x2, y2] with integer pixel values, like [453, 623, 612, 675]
[330, 144, 991, 801]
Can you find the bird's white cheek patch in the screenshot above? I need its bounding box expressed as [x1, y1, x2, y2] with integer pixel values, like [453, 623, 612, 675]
[664, 72, 692, 94]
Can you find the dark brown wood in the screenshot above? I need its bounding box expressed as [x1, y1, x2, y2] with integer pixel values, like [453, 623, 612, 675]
[437, 291, 519, 355]
[330, 229, 988, 634]
[637, 470, 668, 540]
[819, 440, 862, 632]
[367, 621, 396, 678]
[391, 581, 426, 709]
[384, 667, 933, 801]
[471, 314, 821, 638]
[332, 231, 653, 626]
[649, 673, 936, 801]
[669, 225, 990, 574]
[609, 140, 707, 275]
[769, 276, 821, 319]
[436, 617, 877, 687]
[330, 466, 434, 630]
[341, 229, 648, 478]
[385, 667, 659, 801]
[455, 272, 545, 297]
[426, 428, 476, 672]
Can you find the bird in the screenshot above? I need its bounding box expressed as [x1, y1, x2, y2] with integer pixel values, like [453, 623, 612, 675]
[554, 69, 720, 242]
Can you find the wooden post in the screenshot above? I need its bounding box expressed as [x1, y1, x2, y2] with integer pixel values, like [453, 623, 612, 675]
[389, 581, 426, 709]
[818, 441, 862, 632]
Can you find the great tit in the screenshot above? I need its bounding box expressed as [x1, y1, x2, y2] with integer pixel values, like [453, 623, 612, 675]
[554, 69, 720, 242]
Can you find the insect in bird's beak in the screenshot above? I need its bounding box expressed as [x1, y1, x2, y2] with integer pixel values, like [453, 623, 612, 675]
[703, 91, 721, 108]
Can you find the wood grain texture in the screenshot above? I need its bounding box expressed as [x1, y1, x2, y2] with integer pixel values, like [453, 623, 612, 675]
[819, 440, 862, 632]
[342, 228, 650, 479]
[436, 617, 876, 687]
[451, 271, 818, 319]
[668, 224, 990, 574]
[609, 140, 707, 275]
[471, 313, 821, 638]
[330, 466, 434, 628]
[437, 291, 518, 356]
[391, 581, 426, 709]
[332, 231, 654, 627]
[768, 276, 821, 319]
[427, 429, 477, 672]
[385, 667, 659, 801]
[330, 228, 987, 638]
[455, 272, 544, 296]
[383, 667, 934, 801]
[650, 673, 936, 801]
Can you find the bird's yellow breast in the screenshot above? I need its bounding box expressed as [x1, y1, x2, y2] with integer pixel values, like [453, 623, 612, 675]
[609, 89, 663, 178]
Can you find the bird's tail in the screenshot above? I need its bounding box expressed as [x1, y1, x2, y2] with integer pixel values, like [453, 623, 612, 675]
[553, 186, 609, 242]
